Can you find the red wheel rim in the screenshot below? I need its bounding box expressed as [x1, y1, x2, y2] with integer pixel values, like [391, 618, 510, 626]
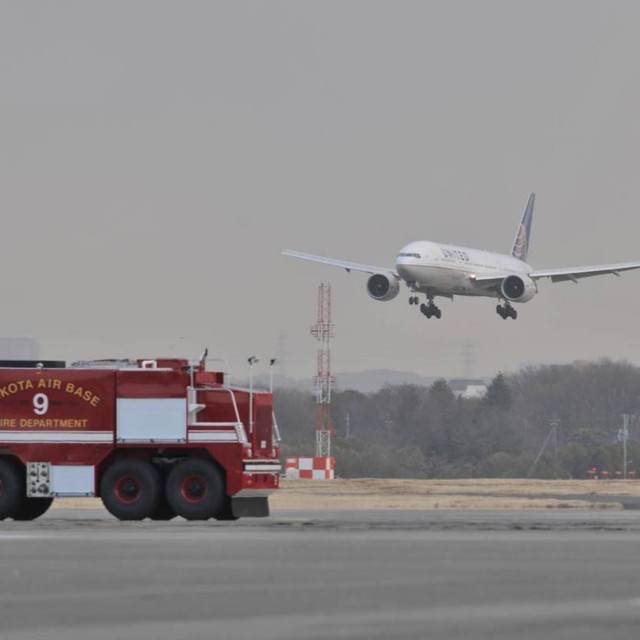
[115, 475, 142, 504]
[180, 475, 208, 504]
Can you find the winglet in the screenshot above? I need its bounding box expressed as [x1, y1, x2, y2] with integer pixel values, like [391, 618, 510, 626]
[511, 193, 535, 261]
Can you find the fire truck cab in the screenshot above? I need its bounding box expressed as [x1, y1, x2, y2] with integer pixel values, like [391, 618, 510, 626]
[0, 356, 281, 521]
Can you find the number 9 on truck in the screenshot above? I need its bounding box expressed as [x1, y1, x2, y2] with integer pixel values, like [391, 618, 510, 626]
[33, 393, 49, 415]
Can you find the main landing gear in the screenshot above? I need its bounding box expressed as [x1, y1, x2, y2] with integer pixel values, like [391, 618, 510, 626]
[496, 303, 517, 320]
[409, 296, 441, 319]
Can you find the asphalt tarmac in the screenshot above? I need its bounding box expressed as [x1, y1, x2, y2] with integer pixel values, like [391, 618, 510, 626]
[1, 509, 640, 640]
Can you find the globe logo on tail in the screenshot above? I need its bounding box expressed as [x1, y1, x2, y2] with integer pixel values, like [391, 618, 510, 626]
[513, 223, 528, 260]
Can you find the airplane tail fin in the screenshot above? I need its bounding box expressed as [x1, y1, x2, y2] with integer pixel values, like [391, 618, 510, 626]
[511, 193, 535, 261]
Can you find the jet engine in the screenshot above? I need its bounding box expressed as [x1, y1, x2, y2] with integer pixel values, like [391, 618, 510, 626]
[366, 272, 400, 301]
[500, 275, 537, 302]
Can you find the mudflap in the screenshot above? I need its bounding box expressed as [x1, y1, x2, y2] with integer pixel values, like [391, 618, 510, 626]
[231, 496, 270, 518]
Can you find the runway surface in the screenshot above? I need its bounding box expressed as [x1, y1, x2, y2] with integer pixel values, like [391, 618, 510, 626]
[1, 509, 640, 640]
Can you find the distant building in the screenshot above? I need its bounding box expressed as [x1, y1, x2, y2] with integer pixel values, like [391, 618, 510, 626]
[448, 378, 488, 399]
[459, 384, 488, 399]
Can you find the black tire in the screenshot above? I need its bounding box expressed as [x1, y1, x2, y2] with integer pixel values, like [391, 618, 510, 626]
[148, 462, 176, 521]
[0, 459, 24, 520]
[149, 496, 176, 521]
[214, 497, 239, 521]
[100, 459, 162, 521]
[166, 459, 226, 521]
[13, 497, 54, 521]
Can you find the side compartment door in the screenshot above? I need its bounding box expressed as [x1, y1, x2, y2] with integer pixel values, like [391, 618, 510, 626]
[116, 370, 187, 443]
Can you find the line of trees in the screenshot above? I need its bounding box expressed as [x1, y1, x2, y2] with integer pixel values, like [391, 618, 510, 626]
[274, 360, 640, 478]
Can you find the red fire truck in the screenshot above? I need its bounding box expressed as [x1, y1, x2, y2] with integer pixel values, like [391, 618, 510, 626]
[0, 355, 281, 521]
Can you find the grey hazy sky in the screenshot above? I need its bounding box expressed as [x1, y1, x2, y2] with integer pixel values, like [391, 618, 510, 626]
[2, 1, 640, 381]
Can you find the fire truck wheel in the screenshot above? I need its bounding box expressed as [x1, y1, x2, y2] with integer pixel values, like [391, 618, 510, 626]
[214, 498, 238, 521]
[100, 459, 162, 521]
[166, 459, 226, 520]
[149, 496, 176, 521]
[0, 459, 25, 520]
[12, 497, 54, 521]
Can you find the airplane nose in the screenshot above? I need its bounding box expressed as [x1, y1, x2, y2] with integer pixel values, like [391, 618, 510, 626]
[396, 262, 411, 280]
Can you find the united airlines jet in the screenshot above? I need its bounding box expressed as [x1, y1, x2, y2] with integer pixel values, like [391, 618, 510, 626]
[283, 194, 640, 320]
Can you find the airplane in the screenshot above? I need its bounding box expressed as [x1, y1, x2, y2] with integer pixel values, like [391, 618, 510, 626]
[283, 194, 640, 320]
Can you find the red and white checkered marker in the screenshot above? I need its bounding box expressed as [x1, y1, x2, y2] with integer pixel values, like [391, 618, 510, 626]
[285, 456, 335, 480]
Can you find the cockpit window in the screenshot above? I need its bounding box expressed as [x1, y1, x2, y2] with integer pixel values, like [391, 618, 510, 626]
[398, 252, 421, 258]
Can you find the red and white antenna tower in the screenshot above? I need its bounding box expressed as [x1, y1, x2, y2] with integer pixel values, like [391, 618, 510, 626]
[310, 282, 335, 457]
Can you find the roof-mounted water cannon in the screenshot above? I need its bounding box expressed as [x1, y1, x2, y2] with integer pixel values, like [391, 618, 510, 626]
[199, 347, 208, 370]
[184, 349, 229, 387]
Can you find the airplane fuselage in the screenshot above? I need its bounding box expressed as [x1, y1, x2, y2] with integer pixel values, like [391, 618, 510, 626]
[396, 240, 531, 299]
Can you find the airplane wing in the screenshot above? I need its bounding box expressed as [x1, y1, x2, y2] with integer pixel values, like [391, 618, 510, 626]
[470, 262, 640, 286]
[282, 250, 396, 276]
[530, 262, 640, 283]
